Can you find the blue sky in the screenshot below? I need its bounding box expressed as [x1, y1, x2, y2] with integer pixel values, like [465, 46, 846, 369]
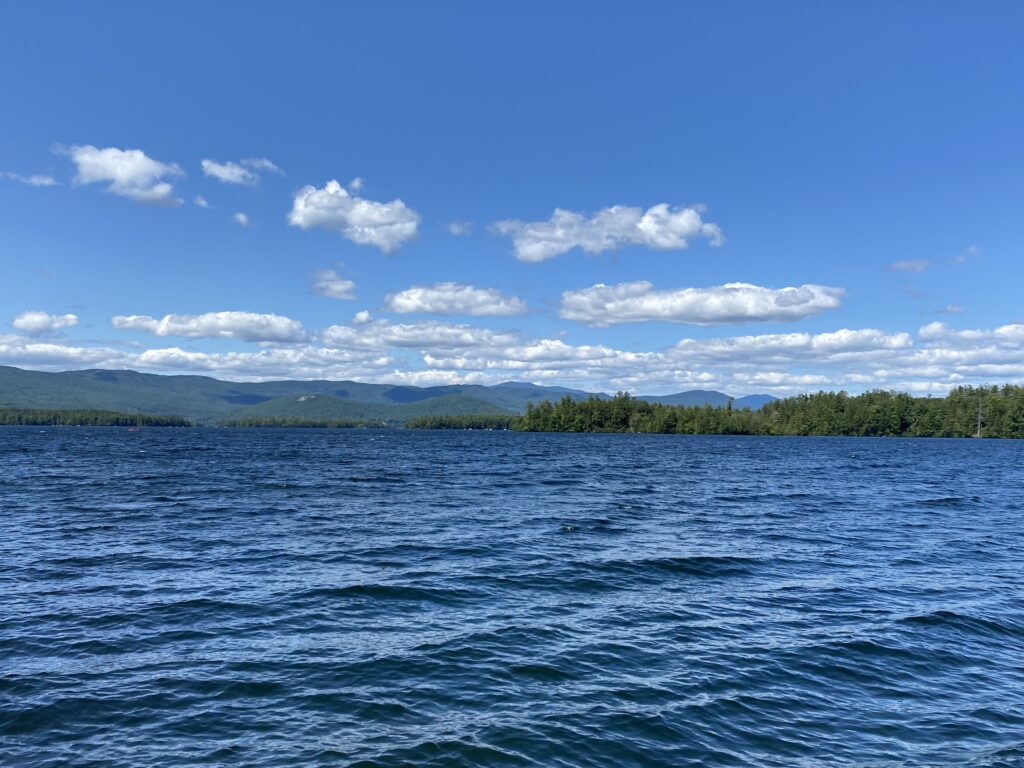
[2, 2, 1022, 394]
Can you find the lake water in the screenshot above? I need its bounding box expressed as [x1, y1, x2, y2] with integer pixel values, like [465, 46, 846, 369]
[2, 428, 1023, 767]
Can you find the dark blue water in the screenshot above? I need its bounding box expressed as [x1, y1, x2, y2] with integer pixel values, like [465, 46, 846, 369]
[2, 428, 1023, 767]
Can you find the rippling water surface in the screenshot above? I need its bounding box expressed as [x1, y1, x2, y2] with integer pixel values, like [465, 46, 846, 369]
[2, 428, 1024, 767]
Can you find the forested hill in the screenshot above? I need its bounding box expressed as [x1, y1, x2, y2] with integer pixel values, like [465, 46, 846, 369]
[0, 365, 774, 424]
[511, 387, 1024, 438]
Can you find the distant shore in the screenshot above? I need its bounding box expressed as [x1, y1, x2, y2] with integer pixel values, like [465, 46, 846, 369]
[0, 409, 190, 427]
[4, 384, 1023, 438]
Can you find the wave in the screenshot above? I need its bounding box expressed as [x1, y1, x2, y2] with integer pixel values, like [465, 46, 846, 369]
[294, 583, 478, 606]
[899, 609, 1023, 638]
[911, 496, 984, 508]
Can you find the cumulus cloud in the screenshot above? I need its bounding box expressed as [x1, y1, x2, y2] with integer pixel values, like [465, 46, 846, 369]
[57, 144, 183, 204]
[5, 306, 1024, 395]
[193, 195, 210, 208]
[0, 331, 403, 381]
[672, 328, 914, 365]
[448, 221, 472, 236]
[202, 159, 258, 185]
[321, 319, 520, 352]
[494, 203, 724, 262]
[131, 345, 389, 378]
[12, 311, 78, 335]
[559, 281, 843, 326]
[2, 171, 58, 187]
[0, 317, 1019, 395]
[233, 212, 250, 226]
[288, 180, 420, 253]
[917, 321, 1024, 345]
[242, 157, 283, 174]
[888, 259, 930, 273]
[202, 157, 283, 184]
[111, 311, 307, 343]
[311, 269, 356, 300]
[0, 337, 130, 370]
[421, 338, 651, 372]
[385, 282, 527, 317]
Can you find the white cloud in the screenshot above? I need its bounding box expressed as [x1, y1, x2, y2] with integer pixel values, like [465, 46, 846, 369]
[348, 176, 364, 191]
[193, 195, 210, 208]
[131, 345, 390, 379]
[288, 180, 420, 253]
[918, 321, 974, 342]
[423, 338, 645, 368]
[321, 319, 519, 352]
[57, 144, 183, 205]
[413, 325, 928, 396]
[917, 321, 1024, 345]
[241, 157, 283, 174]
[2, 171, 58, 187]
[202, 157, 283, 184]
[888, 259, 930, 273]
[448, 221, 471, 236]
[311, 269, 356, 300]
[385, 282, 527, 317]
[0, 332, 402, 381]
[5, 305, 1024, 396]
[672, 328, 913, 365]
[233, 212, 250, 226]
[560, 281, 843, 326]
[202, 159, 258, 185]
[0, 337, 131, 370]
[111, 311, 307, 343]
[12, 311, 78, 335]
[494, 203, 724, 262]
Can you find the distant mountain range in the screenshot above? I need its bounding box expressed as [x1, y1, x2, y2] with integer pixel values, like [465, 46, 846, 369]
[0, 365, 776, 424]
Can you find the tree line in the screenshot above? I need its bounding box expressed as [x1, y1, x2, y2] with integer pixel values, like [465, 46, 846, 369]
[0, 408, 191, 427]
[9, 385, 1021, 436]
[510, 386, 1024, 438]
[404, 414, 516, 430]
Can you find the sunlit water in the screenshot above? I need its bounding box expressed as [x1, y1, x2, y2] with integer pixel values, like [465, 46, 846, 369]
[2, 428, 1023, 767]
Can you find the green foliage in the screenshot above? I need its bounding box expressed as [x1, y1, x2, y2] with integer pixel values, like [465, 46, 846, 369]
[405, 414, 516, 430]
[514, 387, 1024, 438]
[0, 408, 190, 426]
